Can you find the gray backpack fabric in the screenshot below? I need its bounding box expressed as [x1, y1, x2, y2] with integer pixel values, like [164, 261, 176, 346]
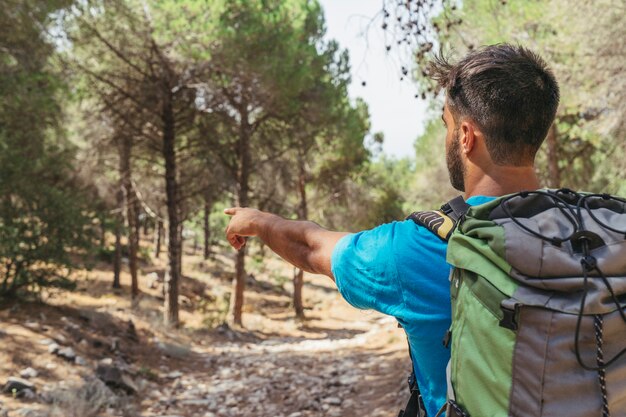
[443, 189, 626, 416]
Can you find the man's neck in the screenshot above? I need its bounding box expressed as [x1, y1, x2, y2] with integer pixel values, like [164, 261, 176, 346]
[464, 165, 541, 199]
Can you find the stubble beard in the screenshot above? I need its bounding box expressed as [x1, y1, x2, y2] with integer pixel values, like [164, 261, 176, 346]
[446, 129, 466, 192]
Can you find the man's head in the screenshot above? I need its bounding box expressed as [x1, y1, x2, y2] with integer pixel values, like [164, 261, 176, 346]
[431, 43, 560, 192]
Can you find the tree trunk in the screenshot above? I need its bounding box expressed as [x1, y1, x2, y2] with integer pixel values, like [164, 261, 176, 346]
[293, 153, 308, 319]
[203, 192, 211, 260]
[99, 213, 106, 248]
[177, 223, 183, 278]
[134, 198, 141, 247]
[119, 135, 139, 299]
[154, 219, 163, 259]
[546, 123, 561, 188]
[229, 108, 251, 326]
[162, 92, 181, 327]
[112, 189, 123, 289]
[230, 249, 246, 325]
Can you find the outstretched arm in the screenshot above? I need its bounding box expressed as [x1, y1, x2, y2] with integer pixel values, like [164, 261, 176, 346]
[224, 207, 347, 279]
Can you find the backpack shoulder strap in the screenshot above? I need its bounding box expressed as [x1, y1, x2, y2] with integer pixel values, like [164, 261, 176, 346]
[407, 196, 470, 241]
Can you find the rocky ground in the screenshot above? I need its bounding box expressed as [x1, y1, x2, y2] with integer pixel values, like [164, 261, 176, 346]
[0, 243, 410, 417]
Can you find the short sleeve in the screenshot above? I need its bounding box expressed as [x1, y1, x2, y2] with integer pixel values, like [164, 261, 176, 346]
[331, 222, 405, 317]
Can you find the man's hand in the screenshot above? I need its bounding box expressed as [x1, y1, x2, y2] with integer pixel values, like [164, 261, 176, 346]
[223, 207, 347, 279]
[224, 207, 266, 250]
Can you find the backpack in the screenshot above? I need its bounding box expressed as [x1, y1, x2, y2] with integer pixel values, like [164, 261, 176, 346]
[401, 189, 626, 417]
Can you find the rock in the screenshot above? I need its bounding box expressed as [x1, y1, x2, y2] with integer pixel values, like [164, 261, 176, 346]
[145, 272, 160, 289]
[24, 322, 40, 331]
[63, 319, 80, 331]
[323, 396, 342, 406]
[47, 343, 60, 354]
[338, 375, 358, 386]
[179, 399, 214, 406]
[75, 356, 88, 366]
[171, 379, 183, 390]
[127, 320, 138, 341]
[19, 368, 38, 379]
[96, 365, 138, 395]
[39, 338, 54, 345]
[15, 408, 44, 417]
[100, 358, 114, 366]
[157, 341, 191, 359]
[20, 389, 36, 400]
[287, 413, 303, 417]
[166, 371, 183, 379]
[3, 377, 36, 397]
[110, 337, 120, 351]
[56, 347, 76, 361]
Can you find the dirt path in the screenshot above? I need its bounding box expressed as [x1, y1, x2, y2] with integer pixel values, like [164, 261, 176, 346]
[143, 270, 411, 417]
[0, 251, 411, 417]
[144, 315, 409, 417]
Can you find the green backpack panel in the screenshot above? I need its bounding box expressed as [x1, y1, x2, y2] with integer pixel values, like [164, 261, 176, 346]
[444, 190, 626, 417]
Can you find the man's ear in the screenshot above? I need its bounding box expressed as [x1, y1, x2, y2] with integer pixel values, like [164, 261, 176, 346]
[459, 120, 476, 155]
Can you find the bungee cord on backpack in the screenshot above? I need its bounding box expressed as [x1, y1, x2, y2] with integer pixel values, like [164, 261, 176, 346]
[500, 189, 626, 417]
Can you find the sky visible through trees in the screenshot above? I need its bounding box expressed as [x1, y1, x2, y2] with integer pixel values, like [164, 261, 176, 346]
[320, 0, 430, 158]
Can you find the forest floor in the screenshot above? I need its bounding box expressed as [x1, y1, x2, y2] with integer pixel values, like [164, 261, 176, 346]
[0, 240, 410, 417]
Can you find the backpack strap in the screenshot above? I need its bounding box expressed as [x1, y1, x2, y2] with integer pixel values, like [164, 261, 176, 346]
[441, 195, 471, 222]
[397, 325, 427, 417]
[398, 197, 470, 417]
[407, 196, 469, 241]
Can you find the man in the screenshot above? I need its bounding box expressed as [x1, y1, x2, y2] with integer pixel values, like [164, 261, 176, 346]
[224, 44, 559, 416]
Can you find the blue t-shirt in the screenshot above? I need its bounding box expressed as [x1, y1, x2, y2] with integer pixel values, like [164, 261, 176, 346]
[331, 196, 495, 416]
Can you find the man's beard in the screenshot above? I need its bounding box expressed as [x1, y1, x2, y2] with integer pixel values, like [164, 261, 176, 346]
[446, 130, 466, 192]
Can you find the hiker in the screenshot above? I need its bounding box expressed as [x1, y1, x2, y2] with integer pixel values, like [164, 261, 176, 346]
[224, 44, 559, 416]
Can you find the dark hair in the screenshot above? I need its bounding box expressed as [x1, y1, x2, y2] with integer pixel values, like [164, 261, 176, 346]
[430, 43, 560, 165]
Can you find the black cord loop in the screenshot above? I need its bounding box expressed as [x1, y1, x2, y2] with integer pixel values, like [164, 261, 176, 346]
[499, 190, 626, 372]
[581, 194, 626, 237]
[500, 190, 580, 247]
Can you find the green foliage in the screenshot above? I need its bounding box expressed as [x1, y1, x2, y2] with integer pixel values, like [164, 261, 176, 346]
[410, 117, 458, 209]
[430, 0, 625, 193]
[198, 292, 230, 329]
[318, 155, 411, 232]
[364, 157, 411, 224]
[0, 0, 95, 297]
[311, 98, 372, 193]
[138, 366, 159, 381]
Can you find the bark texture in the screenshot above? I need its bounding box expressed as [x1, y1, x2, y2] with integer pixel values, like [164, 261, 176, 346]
[118, 135, 139, 297]
[229, 106, 251, 326]
[162, 91, 181, 327]
[293, 153, 308, 319]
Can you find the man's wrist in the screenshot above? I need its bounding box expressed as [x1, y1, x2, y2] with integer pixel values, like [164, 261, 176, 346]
[254, 211, 279, 240]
